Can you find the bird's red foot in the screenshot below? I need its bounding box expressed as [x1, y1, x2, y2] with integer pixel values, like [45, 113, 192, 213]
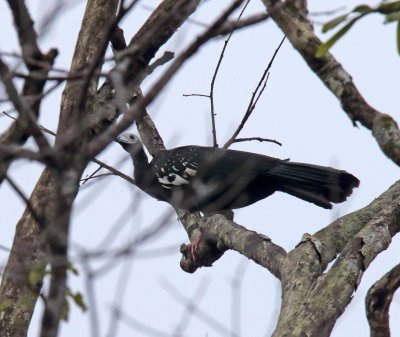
[187, 228, 202, 263]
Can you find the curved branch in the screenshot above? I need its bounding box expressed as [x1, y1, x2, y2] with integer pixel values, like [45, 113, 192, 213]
[179, 212, 286, 279]
[366, 262, 400, 337]
[313, 180, 400, 271]
[261, 0, 400, 166]
[271, 180, 400, 337]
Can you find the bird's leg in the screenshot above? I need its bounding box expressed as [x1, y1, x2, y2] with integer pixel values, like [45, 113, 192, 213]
[188, 228, 202, 262]
[188, 210, 233, 261]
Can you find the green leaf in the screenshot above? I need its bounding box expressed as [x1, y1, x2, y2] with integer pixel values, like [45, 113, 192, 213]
[322, 14, 349, 33]
[384, 11, 400, 23]
[316, 19, 358, 58]
[377, 1, 400, 14]
[397, 20, 400, 55]
[70, 291, 88, 312]
[353, 4, 373, 13]
[66, 287, 88, 312]
[67, 261, 79, 276]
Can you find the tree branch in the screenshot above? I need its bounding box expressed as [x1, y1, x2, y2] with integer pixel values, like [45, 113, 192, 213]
[223, 36, 285, 148]
[178, 212, 286, 279]
[271, 180, 400, 337]
[366, 262, 400, 337]
[261, 0, 400, 166]
[1, 0, 57, 183]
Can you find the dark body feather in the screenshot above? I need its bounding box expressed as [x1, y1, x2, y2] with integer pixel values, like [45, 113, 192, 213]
[144, 145, 359, 212]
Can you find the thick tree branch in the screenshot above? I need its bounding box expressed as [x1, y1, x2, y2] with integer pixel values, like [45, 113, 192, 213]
[55, 0, 200, 156]
[366, 262, 400, 337]
[39, 1, 120, 337]
[314, 180, 400, 270]
[271, 180, 400, 337]
[179, 212, 286, 278]
[0, 2, 202, 336]
[261, 0, 400, 166]
[85, 0, 245, 159]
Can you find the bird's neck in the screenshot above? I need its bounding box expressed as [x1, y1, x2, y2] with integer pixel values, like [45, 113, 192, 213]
[131, 148, 151, 183]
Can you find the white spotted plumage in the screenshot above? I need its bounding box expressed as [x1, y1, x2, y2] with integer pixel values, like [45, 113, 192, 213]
[154, 154, 198, 189]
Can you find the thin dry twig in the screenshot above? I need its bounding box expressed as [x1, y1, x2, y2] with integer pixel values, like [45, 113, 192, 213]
[209, 0, 252, 147]
[85, 0, 248, 159]
[4, 174, 45, 228]
[161, 278, 240, 337]
[214, 11, 270, 36]
[230, 260, 249, 337]
[0, 58, 51, 152]
[223, 36, 285, 148]
[182, 93, 210, 98]
[233, 136, 282, 146]
[92, 209, 175, 277]
[2, 111, 136, 185]
[172, 277, 211, 337]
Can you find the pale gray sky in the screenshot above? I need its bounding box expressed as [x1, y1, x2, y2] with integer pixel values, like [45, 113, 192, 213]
[1, 1, 399, 336]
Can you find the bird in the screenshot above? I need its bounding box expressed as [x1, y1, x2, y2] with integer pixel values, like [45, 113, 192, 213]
[115, 133, 359, 213]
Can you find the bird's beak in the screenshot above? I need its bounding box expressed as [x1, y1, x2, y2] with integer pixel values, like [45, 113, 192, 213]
[115, 136, 123, 144]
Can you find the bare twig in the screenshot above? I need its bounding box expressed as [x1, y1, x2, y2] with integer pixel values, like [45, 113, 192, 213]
[0, 58, 51, 153]
[172, 277, 211, 337]
[112, 305, 185, 337]
[2, 111, 136, 185]
[161, 278, 239, 337]
[233, 137, 282, 146]
[214, 11, 270, 36]
[182, 93, 210, 98]
[308, 7, 346, 17]
[80, 260, 100, 337]
[4, 174, 44, 228]
[209, 0, 251, 147]
[0, 143, 45, 162]
[230, 260, 248, 337]
[92, 209, 175, 277]
[80, 170, 110, 185]
[85, 0, 247, 159]
[223, 36, 285, 148]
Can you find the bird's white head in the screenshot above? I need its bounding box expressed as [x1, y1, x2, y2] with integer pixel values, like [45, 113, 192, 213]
[115, 133, 144, 155]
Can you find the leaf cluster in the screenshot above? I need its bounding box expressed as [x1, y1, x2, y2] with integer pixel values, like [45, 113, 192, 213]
[316, 1, 400, 57]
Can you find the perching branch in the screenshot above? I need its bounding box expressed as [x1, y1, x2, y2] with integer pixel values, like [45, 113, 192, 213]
[179, 212, 287, 279]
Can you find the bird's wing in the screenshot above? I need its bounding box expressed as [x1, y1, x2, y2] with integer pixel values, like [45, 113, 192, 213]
[151, 146, 282, 190]
[151, 148, 201, 189]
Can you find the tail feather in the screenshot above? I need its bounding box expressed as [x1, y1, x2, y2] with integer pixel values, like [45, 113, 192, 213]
[267, 162, 360, 209]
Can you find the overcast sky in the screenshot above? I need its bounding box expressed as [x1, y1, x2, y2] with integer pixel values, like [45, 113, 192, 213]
[1, 1, 399, 336]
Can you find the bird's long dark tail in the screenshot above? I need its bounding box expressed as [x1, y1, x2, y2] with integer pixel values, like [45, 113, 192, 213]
[268, 162, 360, 209]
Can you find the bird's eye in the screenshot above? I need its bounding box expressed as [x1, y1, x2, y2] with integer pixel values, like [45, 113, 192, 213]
[129, 135, 135, 140]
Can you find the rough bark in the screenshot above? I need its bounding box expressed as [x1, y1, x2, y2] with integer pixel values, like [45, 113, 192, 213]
[261, 0, 400, 166]
[175, 181, 400, 337]
[0, 1, 202, 336]
[366, 262, 400, 337]
[0, 169, 51, 337]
